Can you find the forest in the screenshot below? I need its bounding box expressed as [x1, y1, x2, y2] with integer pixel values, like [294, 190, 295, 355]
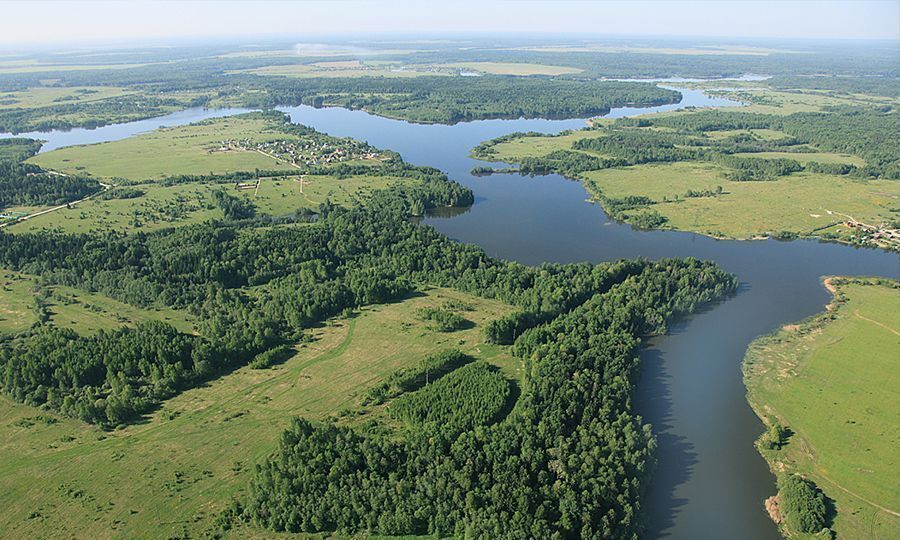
[234, 77, 681, 124]
[482, 109, 900, 180]
[0, 138, 101, 209]
[244, 258, 735, 538]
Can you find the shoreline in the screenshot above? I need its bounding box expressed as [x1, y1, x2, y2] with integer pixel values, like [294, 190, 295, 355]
[741, 276, 900, 538]
[466, 155, 894, 251]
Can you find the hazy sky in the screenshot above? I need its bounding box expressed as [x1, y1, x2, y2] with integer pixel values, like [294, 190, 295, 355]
[1, 0, 897, 47]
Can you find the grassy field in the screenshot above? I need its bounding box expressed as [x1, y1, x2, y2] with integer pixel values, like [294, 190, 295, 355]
[9, 172, 415, 235]
[733, 151, 866, 166]
[476, 129, 595, 160]
[0, 86, 136, 109]
[580, 162, 899, 239]
[704, 128, 792, 141]
[0, 287, 518, 539]
[28, 115, 301, 180]
[0, 270, 195, 335]
[8, 182, 219, 235]
[710, 88, 900, 115]
[243, 173, 411, 214]
[437, 62, 583, 76]
[10, 113, 416, 234]
[482, 128, 897, 241]
[743, 278, 900, 539]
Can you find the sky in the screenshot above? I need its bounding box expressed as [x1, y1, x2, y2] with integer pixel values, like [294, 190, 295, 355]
[0, 0, 897, 48]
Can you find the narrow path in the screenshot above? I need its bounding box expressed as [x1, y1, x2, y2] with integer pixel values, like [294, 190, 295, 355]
[0, 180, 112, 229]
[814, 469, 900, 518]
[853, 309, 900, 337]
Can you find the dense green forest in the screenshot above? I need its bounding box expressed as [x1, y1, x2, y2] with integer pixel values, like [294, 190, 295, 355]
[245, 258, 735, 538]
[0, 93, 209, 134]
[236, 77, 680, 124]
[0, 153, 732, 435]
[0, 138, 101, 209]
[476, 108, 900, 180]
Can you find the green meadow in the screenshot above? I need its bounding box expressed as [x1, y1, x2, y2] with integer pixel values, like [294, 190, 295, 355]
[744, 278, 900, 539]
[0, 287, 517, 539]
[0, 270, 195, 335]
[10, 172, 418, 235]
[28, 114, 301, 180]
[0, 86, 136, 109]
[482, 126, 898, 242]
[581, 162, 899, 239]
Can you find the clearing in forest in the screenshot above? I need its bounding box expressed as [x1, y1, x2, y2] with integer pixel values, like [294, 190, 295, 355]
[0, 287, 518, 539]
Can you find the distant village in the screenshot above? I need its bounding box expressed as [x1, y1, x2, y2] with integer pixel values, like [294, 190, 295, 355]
[215, 137, 382, 166]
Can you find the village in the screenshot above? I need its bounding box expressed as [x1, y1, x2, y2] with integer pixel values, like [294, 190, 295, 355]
[215, 136, 382, 167]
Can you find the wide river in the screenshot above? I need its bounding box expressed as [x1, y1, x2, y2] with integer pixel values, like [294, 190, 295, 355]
[4, 87, 897, 538]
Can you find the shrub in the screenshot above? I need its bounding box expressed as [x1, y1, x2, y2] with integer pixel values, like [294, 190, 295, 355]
[417, 307, 469, 332]
[250, 345, 293, 369]
[778, 475, 827, 533]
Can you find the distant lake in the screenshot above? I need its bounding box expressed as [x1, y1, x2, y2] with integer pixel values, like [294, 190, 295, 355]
[0, 106, 254, 153]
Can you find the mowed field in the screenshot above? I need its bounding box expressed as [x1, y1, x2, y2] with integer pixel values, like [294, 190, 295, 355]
[0, 287, 518, 539]
[743, 278, 900, 539]
[0, 270, 195, 335]
[28, 114, 301, 180]
[581, 162, 899, 239]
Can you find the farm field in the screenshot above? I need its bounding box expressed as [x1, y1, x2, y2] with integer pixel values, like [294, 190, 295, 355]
[0, 287, 518, 539]
[0, 269, 195, 335]
[28, 114, 302, 180]
[743, 278, 900, 539]
[581, 162, 900, 239]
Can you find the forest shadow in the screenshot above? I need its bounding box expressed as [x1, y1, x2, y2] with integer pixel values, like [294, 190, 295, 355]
[493, 366, 522, 424]
[635, 345, 699, 538]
